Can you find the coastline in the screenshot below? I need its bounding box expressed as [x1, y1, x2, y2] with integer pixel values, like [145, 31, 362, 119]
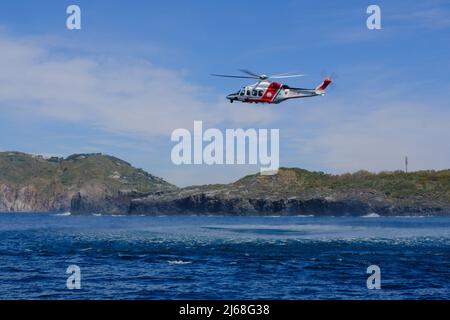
[1, 152, 450, 216]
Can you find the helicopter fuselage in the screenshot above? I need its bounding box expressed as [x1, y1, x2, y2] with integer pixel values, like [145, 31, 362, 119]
[226, 80, 324, 104]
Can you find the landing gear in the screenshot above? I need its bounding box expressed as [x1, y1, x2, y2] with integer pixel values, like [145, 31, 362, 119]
[229, 99, 234, 103]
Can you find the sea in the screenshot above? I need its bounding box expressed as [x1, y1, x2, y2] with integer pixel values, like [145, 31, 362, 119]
[0, 213, 449, 300]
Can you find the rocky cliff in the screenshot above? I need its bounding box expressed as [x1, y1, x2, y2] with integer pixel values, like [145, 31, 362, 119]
[0, 152, 175, 213]
[1, 152, 449, 216]
[130, 168, 450, 216]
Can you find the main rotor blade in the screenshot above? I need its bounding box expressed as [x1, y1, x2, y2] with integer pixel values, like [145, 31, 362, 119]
[239, 69, 261, 78]
[211, 74, 258, 79]
[269, 71, 300, 76]
[270, 74, 306, 79]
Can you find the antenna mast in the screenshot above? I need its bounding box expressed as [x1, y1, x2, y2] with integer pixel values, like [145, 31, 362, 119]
[405, 156, 408, 173]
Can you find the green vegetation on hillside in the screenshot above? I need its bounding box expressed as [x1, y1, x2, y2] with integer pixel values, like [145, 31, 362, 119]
[235, 167, 450, 202]
[0, 152, 174, 195]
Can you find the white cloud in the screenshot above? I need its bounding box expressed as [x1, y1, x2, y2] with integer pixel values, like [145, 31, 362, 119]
[388, 4, 450, 30]
[294, 103, 450, 173]
[0, 32, 277, 138]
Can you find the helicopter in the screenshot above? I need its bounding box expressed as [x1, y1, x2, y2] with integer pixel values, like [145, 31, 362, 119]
[212, 69, 332, 104]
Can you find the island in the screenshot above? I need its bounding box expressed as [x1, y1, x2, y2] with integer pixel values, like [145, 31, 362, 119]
[1, 152, 449, 216]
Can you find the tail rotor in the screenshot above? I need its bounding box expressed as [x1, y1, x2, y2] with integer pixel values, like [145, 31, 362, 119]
[320, 71, 338, 91]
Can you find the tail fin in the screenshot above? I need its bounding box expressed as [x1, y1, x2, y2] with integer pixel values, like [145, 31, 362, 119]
[315, 78, 332, 95]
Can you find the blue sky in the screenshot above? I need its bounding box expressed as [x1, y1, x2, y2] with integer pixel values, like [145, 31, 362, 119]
[0, 0, 449, 186]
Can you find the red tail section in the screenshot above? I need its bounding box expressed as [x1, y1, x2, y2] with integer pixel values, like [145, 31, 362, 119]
[315, 78, 332, 93]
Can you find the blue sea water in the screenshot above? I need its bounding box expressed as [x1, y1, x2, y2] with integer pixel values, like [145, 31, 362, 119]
[0, 213, 449, 300]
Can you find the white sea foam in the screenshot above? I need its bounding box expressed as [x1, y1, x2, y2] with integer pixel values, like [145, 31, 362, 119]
[168, 260, 192, 265]
[55, 212, 71, 216]
[362, 213, 380, 218]
[392, 215, 426, 218]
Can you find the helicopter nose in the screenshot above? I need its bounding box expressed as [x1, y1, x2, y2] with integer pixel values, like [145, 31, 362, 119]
[226, 94, 234, 99]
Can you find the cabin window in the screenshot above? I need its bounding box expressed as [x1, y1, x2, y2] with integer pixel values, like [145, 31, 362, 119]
[258, 90, 263, 97]
[246, 90, 250, 96]
[240, 89, 245, 96]
[252, 90, 257, 96]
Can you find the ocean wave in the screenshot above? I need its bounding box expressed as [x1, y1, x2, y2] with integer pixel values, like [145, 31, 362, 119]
[118, 253, 148, 260]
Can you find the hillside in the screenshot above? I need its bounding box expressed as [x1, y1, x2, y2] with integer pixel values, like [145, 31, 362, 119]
[130, 168, 450, 216]
[1, 152, 449, 215]
[0, 152, 175, 213]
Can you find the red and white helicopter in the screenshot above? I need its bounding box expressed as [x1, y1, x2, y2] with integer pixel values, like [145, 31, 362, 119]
[212, 69, 332, 104]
